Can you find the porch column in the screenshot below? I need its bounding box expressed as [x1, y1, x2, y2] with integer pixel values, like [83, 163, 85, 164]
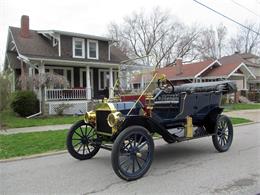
[109, 67, 114, 98]
[243, 75, 248, 90]
[38, 63, 45, 74]
[86, 66, 91, 100]
[140, 74, 144, 89]
[20, 60, 27, 90]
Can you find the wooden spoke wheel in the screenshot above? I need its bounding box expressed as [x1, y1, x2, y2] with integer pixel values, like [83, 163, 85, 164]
[111, 126, 154, 181]
[212, 115, 233, 152]
[67, 120, 101, 160]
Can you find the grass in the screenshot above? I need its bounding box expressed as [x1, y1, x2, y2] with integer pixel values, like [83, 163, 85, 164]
[224, 103, 260, 112]
[0, 130, 68, 159]
[231, 117, 252, 124]
[0, 116, 252, 160]
[0, 111, 82, 129]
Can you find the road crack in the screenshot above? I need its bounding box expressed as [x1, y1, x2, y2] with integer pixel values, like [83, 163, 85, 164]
[83, 180, 124, 195]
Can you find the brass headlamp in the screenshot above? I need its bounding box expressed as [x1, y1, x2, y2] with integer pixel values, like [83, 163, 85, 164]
[84, 110, 96, 124]
[107, 111, 123, 128]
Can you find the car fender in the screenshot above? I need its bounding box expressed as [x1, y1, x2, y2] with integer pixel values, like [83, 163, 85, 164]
[113, 115, 177, 143]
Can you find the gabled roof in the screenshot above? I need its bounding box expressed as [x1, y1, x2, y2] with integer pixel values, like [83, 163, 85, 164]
[239, 53, 259, 59]
[199, 55, 255, 78]
[233, 53, 260, 67]
[156, 59, 217, 80]
[9, 26, 59, 58]
[132, 55, 256, 83]
[8, 26, 127, 64]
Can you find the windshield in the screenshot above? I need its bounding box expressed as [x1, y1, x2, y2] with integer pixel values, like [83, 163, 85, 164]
[113, 58, 158, 96]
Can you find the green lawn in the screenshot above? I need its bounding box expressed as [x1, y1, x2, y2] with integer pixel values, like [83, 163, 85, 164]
[0, 111, 82, 129]
[224, 103, 260, 112]
[231, 117, 252, 124]
[0, 117, 252, 160]
[0, 130, 68, 159]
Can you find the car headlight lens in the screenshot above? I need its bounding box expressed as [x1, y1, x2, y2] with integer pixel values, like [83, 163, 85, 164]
[84, 111, 96, 123]
[107, 112, 122, 127]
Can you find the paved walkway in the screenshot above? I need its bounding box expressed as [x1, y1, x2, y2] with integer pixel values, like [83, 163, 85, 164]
[225, 109, 260, 123]
[0, 124, 72, 135]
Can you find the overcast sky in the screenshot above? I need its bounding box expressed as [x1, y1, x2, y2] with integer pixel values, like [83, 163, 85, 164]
[0, 0, 259, 70]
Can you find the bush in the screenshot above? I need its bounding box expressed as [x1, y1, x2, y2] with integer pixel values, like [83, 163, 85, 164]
[10, 91, 39, 117]
[0, 72, 12, 111]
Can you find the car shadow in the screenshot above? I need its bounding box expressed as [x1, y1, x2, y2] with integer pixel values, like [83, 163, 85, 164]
[153, 139, 216, 164]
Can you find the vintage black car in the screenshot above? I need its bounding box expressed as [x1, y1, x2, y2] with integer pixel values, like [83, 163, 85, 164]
[66, 75, 237, 181]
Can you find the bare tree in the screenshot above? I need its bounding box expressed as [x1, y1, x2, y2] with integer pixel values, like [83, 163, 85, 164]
[229, 21, 260, 55]
[196, 24, 227, 60]
[107, 7, 200, 67]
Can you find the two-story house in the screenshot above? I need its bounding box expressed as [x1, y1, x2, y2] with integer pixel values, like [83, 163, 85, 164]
[4, 15, 128, 115]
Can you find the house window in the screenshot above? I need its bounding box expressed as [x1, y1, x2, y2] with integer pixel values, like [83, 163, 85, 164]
[73, 38, 85, 58]
[87, 40, 98, 59]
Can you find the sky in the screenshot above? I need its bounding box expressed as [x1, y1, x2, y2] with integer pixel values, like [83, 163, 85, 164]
[0, 0, 259, 70]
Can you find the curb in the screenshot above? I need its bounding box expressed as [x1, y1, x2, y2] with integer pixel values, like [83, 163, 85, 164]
[0, 150, 67, 163]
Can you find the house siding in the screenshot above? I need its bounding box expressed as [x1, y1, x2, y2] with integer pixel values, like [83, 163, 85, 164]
[60, 35, 72, 58]
[98, 40, 109, 61]
[60, 35, 109, 61]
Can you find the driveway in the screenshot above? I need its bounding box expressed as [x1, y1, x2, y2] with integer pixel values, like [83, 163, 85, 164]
[1, 123, 259, 195]
[226, 109, 260, 122]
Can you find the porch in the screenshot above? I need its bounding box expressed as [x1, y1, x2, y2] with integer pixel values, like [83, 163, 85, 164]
[30, 62, 119, 115]
[39, 64, 119, 101]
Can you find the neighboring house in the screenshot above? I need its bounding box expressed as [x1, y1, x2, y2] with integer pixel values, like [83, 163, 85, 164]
[4, 15, 128, 115]
[236, 53, 260, 91]
[132, 55, 256, 92]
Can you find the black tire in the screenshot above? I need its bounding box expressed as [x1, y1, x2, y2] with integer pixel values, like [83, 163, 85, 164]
[67, 120, 101, 160]
[111, 126, 154, 181]
[212, 115, 233, 152]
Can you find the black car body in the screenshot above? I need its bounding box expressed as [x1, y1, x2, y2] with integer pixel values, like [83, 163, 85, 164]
[67, 78, 236, 181]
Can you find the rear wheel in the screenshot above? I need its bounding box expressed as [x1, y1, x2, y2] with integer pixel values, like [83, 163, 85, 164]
[212, 115, 233, 152]
[67, 120, 101, 160]
[111, 126, 154, 181]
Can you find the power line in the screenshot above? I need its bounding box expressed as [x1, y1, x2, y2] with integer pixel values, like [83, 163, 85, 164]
[230, 0, 260, 18]
[193, 0, 260, 36]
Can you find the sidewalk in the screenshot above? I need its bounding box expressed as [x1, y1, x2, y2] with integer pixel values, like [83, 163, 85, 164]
[225, 109, 260, 123]
[0, 124, 72, 135]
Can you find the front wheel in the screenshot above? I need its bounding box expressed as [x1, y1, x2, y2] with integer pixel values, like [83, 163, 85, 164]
[111, 126, 154, 181]
[67, 120, 101, 160]
[212, 115, 233, 152]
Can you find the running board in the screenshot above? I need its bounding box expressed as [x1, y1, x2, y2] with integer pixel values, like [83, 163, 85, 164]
[100, 144, 112, 151]
[176, 133, 216, 142]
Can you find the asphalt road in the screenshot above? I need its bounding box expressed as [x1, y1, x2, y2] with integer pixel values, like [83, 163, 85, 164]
[1, 123, 260, 195]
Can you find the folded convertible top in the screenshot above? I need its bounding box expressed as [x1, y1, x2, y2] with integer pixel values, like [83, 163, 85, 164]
[173, 81, 237, 94]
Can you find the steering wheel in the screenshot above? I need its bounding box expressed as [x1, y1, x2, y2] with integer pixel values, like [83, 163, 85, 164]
[157, 78, 174, 93]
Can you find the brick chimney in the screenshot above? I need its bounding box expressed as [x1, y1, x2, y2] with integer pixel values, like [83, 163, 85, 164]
[176, 58, 183, 75]
[20, 15, 30, 38]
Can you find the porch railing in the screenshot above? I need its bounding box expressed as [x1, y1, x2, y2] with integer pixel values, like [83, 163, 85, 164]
[45, 88, 88, 101]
